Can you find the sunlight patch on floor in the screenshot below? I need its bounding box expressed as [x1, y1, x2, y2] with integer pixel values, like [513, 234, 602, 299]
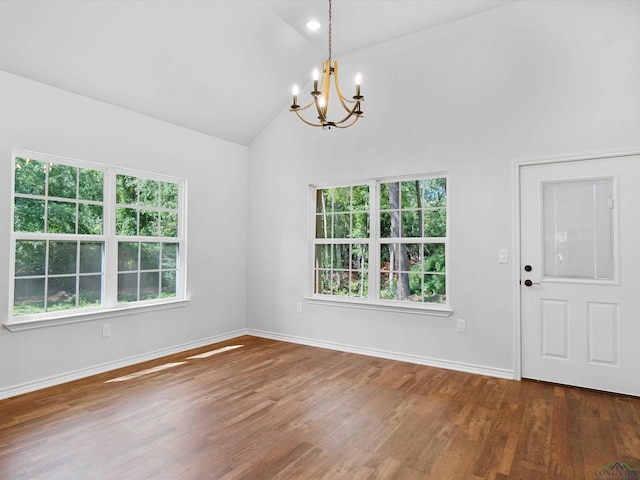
[186, 345, 244, 359]
[105, 362, 188, 383]
[104, 345, 244, 383]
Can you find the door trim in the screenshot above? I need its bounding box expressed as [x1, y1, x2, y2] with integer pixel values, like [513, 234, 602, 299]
[513, 148, 640, 382]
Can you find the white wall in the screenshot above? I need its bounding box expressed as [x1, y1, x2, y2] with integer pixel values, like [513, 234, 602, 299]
[247, 1, 640, 375]
[0, 70, 249, 397]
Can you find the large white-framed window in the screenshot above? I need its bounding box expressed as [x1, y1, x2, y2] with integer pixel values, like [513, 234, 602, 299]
[8, 149, 187, 328]
[310, 174, 449, 313]
[313, 183, 371, 298]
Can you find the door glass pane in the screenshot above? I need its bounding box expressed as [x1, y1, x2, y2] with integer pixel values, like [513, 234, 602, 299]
[543, 178, 614, 280]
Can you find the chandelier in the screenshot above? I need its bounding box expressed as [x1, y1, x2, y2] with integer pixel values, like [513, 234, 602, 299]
[290, 0, 364, 130]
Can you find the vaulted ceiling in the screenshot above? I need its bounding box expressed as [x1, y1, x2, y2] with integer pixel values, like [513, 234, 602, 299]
[0, 0, 514, 146]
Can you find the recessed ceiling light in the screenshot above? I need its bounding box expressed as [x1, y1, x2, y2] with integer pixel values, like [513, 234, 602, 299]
[306, 19, 321, 31]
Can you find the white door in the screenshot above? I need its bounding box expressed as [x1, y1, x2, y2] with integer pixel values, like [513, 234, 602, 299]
[520, 155, 640, 396]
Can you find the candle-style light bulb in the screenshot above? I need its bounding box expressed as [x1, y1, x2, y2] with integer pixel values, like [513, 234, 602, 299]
[312, 68, 319, 93]
[292, 84, 299, 96]
[318, 96, 326, 108]
[355, 72, 362, 97]
[291, 84, 299, 108]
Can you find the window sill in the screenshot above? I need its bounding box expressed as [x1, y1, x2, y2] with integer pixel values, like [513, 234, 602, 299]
[3, 299, 191, 332]
[304, 296, 452, 317]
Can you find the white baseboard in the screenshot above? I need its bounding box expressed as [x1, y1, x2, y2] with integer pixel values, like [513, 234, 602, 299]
[1, 328, 515, 400]
[247, 328, 515, 380]
[0, 329, 248, 400]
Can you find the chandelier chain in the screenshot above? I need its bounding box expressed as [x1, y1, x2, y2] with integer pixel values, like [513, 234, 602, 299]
[328, 0, 332, 62]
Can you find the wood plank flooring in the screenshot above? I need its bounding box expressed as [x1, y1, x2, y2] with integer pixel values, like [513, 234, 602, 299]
[1, 335, 639, 479]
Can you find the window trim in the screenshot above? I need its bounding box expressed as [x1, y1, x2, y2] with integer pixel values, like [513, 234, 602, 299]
[309, 172, 451, 315]
[6, 149, 188, 329]
[305, 295, 452, 316]
[3, 298, 191, 331]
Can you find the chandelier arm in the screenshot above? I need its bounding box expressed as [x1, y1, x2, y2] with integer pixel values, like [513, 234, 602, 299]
[293, 109, 324, 127]
[291, 99, 318, 112]
[331, 101, 363, 126]
[332, 61, 360, 113]
[313, 60, 331, 121]
[335, 89, 357, 113]
[333, 115, 361, 128]
[322, 60, 331, 119]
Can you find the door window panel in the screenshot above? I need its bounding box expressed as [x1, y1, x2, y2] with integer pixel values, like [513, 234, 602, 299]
[542, 178, 614, 280]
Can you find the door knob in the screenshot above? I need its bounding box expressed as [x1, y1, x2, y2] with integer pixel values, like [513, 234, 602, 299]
[523, 279, 540, 287]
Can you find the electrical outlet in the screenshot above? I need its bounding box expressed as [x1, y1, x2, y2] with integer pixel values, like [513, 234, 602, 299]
[102, 324, 111, 338]
[457, 319, 466, 333]
[296, 302, 303, 313]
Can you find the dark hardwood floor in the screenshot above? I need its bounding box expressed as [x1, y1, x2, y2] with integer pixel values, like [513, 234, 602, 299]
[1, 335, 639, 479]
